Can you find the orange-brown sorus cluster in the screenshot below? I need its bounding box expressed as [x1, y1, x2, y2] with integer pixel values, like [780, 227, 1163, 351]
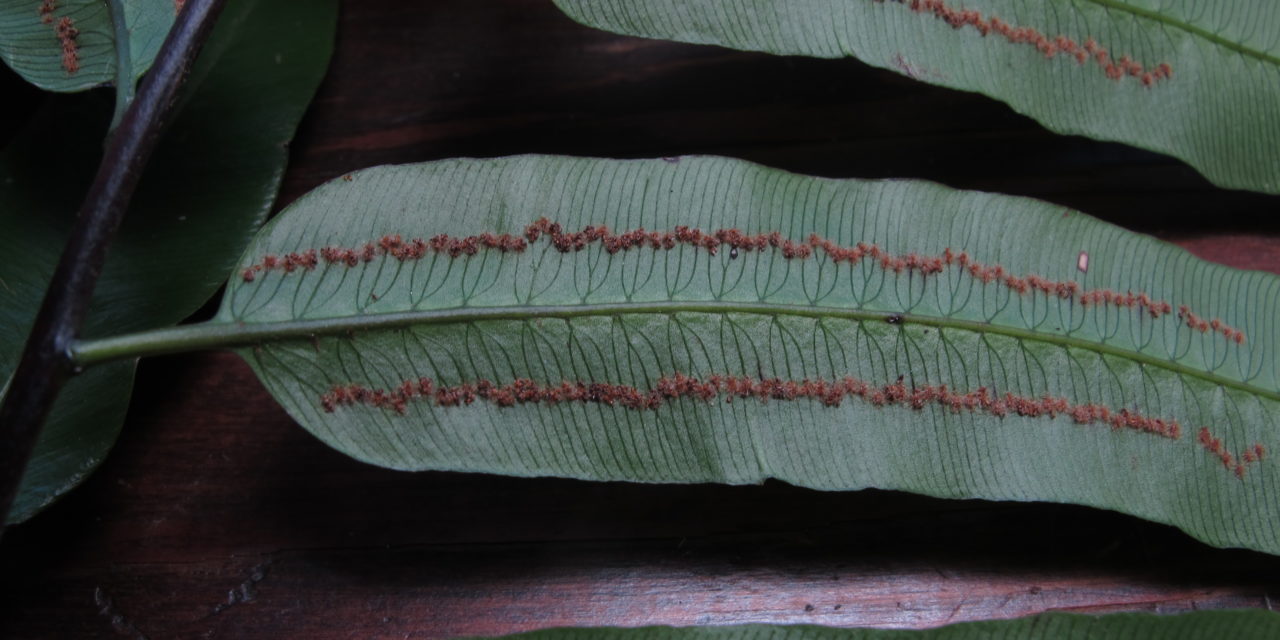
[39, 0, 56, 23]
[240, 231, 529, 282]
[53, 15, 79, 73]
[1198, 427, 1267, 479]
[321, 377, 662, 415]
[887, 0, 1172, 86]
[1179, 305, 1246, 345]
[321, 373, 1183, 442]
[322, 373, 1271, 478]
[241, 218, 1246, 346]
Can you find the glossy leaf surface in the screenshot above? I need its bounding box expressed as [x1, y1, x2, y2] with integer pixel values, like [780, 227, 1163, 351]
[0, 0, 337, 522]
[552, 0, 1280, 194]
[221, 156, 1280, 555]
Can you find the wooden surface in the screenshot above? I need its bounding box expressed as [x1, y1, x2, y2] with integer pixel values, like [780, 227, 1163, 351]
[4, 1, 1280, 638]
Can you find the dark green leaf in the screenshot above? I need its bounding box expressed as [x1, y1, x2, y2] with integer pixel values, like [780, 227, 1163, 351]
[1, 0, 338, 522]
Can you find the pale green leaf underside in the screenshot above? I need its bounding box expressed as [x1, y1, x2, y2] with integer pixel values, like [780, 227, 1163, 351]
[476, 611, 1280, 640]
[0, 0, 176, 92]
[551, 0, 1280, 195]
[219, 156, 1280, 555]
[473, 611, 1280, 640]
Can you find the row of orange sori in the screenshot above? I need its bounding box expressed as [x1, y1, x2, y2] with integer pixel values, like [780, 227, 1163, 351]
[889, 0, 1172, 85]
[320, 373, 1182, 440]
[320, 374, 1270, 478]
[240, 219, 1245, 345]
[43, 3, 80, 75]
[1198, 427, 1268, 478]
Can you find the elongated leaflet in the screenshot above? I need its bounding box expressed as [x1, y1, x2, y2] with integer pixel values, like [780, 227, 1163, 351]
[221, 156, 1280, 555]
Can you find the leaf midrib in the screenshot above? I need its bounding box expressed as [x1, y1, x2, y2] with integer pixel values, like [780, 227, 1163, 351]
[75, 301, 1280, 403]
[1081, 0, 1280, 66]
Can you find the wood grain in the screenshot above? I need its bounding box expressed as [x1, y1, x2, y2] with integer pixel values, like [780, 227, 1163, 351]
[3, 1, 1279, 638]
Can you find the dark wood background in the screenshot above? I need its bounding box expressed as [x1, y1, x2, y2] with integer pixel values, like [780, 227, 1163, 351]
[4, 1, 1279, 638]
